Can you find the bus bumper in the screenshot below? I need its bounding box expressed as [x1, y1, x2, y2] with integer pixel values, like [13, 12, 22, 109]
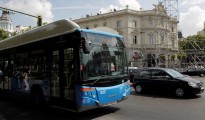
[77, 96, 129, 112]
[76, 84, 130, 112]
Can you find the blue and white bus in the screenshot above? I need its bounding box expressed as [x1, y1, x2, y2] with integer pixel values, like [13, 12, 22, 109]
[0, 19, 130, 112]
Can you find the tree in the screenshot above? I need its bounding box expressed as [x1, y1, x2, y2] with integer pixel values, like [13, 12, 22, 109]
[178, 35, 205, 67]
[179, 35, 205, 50]
[0, 29, 9, 41]
[187, 35, 205, 40]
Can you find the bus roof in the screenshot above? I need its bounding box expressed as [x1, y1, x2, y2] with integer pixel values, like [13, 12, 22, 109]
[78, 28, 123, 38]
[0, 19, 124, 51]
[0, 19, 80, 51]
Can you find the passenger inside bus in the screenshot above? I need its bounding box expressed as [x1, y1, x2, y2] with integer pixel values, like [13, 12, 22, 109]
[22, 69, 29, 91]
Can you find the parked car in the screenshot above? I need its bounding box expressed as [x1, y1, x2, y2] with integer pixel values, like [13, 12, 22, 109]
[181, 68, 205, 77]
[133, 67, 204, 97]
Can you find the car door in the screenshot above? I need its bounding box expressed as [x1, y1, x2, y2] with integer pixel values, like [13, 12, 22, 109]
[151, 70, 167, 92]
[137, 70, 154, 91]
[151, 70, 177, 93]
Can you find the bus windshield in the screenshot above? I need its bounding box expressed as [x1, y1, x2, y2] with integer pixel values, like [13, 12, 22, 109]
[81, 32, 127, 80]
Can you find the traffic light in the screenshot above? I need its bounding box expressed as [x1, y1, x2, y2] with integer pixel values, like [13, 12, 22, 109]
[37, 16, 42, 26]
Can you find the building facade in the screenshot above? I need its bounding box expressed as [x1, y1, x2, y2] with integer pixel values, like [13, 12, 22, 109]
[15, 25, 30, 34]
[0, 10, 14, 36]
[74, 3, 179, 68]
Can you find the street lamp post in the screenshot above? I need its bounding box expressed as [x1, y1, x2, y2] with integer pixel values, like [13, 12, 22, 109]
[0, 6, 42, 26]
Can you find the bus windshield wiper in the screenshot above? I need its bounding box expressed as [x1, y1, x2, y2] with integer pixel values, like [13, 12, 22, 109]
[91, 75, 105, 85]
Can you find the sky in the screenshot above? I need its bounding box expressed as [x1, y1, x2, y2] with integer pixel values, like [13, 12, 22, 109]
[1, 0, 205, 37]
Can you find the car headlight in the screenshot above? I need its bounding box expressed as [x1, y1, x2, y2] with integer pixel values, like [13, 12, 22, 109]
[188, 82, 198, 88]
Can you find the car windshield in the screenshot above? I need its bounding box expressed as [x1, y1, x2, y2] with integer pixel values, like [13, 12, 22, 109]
[165, 69, 185, 78]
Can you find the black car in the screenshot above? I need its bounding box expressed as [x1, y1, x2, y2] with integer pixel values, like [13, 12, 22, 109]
[133, 67, 204, 97]
[181, 68, 205, 77]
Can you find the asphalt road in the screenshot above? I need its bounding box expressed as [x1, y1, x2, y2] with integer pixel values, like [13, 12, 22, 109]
[0, 76, 205, 120]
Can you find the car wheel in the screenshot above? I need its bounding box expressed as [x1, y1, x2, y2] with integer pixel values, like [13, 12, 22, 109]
[200, 73, 204, 77]
[175, 88, 185, 97]
[135, 85, 142, 93]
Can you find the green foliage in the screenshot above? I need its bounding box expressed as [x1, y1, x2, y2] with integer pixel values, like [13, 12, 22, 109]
[25, 26, 32, 31]
[187, 35, 205, 40]
[0, 29, 9, 41]
[12, 31, 18, 36]
[177, 35, 205, 60]
[179, 35, 205, 50]
[177, 51, 187, 60]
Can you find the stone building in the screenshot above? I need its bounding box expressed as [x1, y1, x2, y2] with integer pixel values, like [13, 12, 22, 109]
[15, 25, 30, 34]
[74, 3, 179, 67]
[0, 10, 14, 36]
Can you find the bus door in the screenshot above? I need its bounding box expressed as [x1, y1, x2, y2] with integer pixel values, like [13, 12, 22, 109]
[50, 48, 75, 110]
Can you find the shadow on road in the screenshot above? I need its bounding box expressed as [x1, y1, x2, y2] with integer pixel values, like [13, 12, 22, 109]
[130, 90, 202, 100]
[0, 97, 120, 120]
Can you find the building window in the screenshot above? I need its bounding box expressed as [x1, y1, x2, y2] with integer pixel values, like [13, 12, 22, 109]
[133, 35, 137, 44]
[160, 32, 165, 43]
[171, 26, 174, 32]
[148, 17, 153, 27]
[133, 21, 137, 27]
[147, 33, 154, 44]
[116, 20, 121, 28]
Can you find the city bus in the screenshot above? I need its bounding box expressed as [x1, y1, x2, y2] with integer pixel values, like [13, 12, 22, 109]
[0, 19, 130, 112]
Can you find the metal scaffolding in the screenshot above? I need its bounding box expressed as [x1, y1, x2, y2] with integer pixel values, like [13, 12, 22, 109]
[179, 39, 205, 68]
[158, 0, 179, 21]
[148, 0, 179, 68]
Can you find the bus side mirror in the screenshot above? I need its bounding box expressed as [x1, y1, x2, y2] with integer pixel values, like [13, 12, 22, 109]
[82, 38, 91, 54]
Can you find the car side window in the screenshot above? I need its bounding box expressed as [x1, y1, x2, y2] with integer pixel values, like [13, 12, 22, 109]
[152, 70, 168, 79]
[139, 70, 151, 79]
